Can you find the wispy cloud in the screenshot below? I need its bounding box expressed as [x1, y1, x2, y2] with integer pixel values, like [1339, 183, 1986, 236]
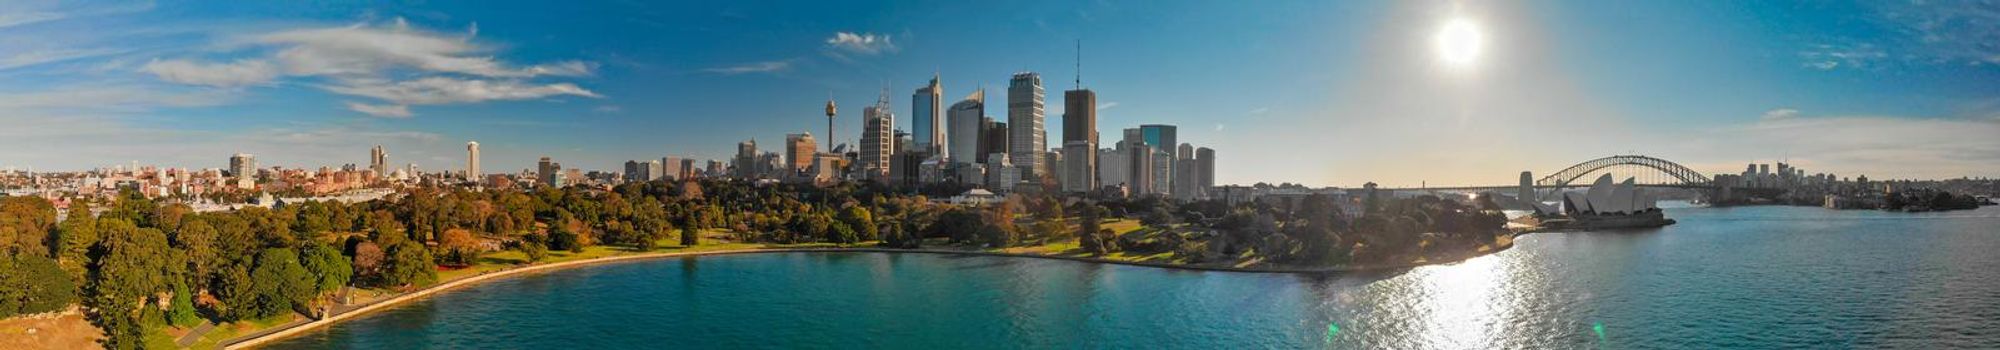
[702, 60, 791, 75]
[1761, 108, 1800, 121]
[345, 101, 412, 118]
[142, 59, 280, 87]
[1097, 101, 1119, 110]
[0, 48, 122, 71]
[0, 11, 64, 29]
[1799, 2, 2000, 70]
[324, 76, 600, 106]
[824, 32, 897, 55]
[138, 18, 601, 117]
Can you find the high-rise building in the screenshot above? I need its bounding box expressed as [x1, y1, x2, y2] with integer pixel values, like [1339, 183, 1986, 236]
[662, 156, 686, 180]
[1196, 147, 1215, 198]
[466, 141, 481, 183]
[786, 133, 817, 172]
[1140, 125, 1179, 159]
[981, 118, 1007, 165]
[369, 145, 388, 176]
[1061, 88, 1097, 192]
[1097, 147, 1130, 191]
[859, 90, 894, 179]
[624, 160, 646, 183]
[229, 153, 256, 189]
[1008, 72, 1046, 178]
[537, 157, 562, 187]
[1129, 143, 1153, 196]
[947, 89, 985, 164]
[913, 73, 944, 156]
[735, 139, 759, 178]
[1174, 143, 1196, 199]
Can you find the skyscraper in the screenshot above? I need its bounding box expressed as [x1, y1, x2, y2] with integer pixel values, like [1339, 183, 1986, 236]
[1140, 125, 1178, 159]
[947, 89, 985, 164]
[466, 141, 480, 183]
[229, 153, 256, 189]
[981, 118, 1007, 165]
[913, 73, 944, 156]
[735, 139, 759, 178]
[786, 133, 817, 172]
[1061, 88, 1098, 193]
[537, 157, 562, 187]
[1008, 72, 1045, 178]
[369, 145, 388, 175]
[663, 156, 686, 180]
[859, 90, 894, 179]
[1174, 143, 1195, 199]
[1196, 147, 1215, 199]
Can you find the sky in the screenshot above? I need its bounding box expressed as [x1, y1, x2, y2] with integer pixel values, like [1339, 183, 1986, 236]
[1, 0, 1996, 187]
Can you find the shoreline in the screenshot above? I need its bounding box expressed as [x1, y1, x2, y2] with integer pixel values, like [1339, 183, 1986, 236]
[222, 239, 1515, 349]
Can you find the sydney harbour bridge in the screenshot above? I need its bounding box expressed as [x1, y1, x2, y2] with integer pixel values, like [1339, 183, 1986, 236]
[1381, 155, 1777, 201]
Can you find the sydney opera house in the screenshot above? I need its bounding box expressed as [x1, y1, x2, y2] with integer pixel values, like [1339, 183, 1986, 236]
[1532, 174, 1676, 230]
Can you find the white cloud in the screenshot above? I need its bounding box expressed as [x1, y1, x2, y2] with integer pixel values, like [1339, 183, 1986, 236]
[703, 60, 791, 75]
[0, 11, 63, 29]
[142, 59, 280, 87]
[1761, 108, 1800, 121]
[345, 101, 412, 118]
[824, 32, 897, 55]
[324, 76, 600, 106]
[0, 85, 231, 111]
[1097, 101, 1119, 110]
[0, 48, 121, 71]
[254, 22, 595, 78]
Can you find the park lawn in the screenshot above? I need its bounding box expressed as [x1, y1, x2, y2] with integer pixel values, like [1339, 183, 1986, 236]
[148, 313, 296, 350]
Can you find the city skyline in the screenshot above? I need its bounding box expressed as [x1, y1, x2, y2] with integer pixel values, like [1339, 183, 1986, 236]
[2, 1, 1997, 186]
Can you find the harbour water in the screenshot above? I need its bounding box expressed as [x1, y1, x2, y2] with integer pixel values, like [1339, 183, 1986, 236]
[270, 205, 2000, 349]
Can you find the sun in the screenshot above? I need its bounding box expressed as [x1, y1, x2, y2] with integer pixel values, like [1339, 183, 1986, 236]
[1434, 18, 1485, 68]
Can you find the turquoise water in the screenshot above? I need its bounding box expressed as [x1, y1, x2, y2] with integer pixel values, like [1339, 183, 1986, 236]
[270, 205, 2000, 349]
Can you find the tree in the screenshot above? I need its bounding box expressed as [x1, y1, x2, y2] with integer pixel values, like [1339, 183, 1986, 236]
[548, 228, 583, 253]
[53, 215, 98, 279]
[380, 242, 437, 288]
[837, 206, 877, 242]
[1077, 204, 1115, 255]
[247, 248, 313, 319]
[437, 228, 480, 266]
[351, 241, 385, 284]
[0, 196, 57, 257]
[212, 262, 255, 321]
[679, 213, 701, 246]
[88, 221, 177, 317]
[167, 282, 200, 327]
[517, 234, 549, 263]
[172, 218, 220, 289]
[0, 254, 76, 317]
[300, 242, 353, 301]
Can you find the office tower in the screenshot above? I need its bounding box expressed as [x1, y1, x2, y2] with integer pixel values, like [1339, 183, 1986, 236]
[229, 153, 256, 189]
[860, 90, 894, 179]
[369, 145, 388, 175]
[981, 118, 1007, 165]
[1121, 128, 1143, 149]
[1129, 143, 1153, 196]
[680, 158, 698, 179]
[646, 160, 662, 181]
[985, 153, 1018, 190]
[662, 156, 686, 180]
[1008, 72, 1045, 177]
[624, 160, 645, 183]
[786, 133, 817, 172]
[1061, 141, 1094, 192]
[1097, 147, 1130, 191]
[1196, 147, 1215, 198]
[1139, 125, 1179, 159]
[735, 139, 759, 178]
[1174, 143, 1195, 199]
[947, 89, 985, 164]
[825, 98, 838, 151]
[913, 73, 944, 156]
[1061, 88, 1097, 193]
[466, 141, 481, 183]
[537, 157, 562, 187]
[706, 160, 724, 177]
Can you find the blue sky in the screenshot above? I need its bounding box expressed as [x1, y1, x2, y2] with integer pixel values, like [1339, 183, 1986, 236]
[1, 0, 1995, 186]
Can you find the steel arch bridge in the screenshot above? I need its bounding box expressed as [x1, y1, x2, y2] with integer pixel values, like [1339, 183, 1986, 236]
[1535, 155, 1712, 189]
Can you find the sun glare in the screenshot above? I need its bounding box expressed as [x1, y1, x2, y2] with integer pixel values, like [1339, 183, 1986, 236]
[1435, 18, 1484, 68]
